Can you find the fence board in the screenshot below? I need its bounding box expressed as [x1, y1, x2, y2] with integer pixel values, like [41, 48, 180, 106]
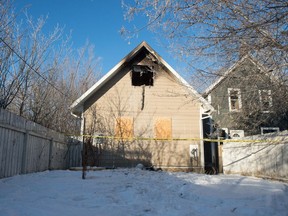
[0, 108, 81, 179]
[223, 131, 288, 181]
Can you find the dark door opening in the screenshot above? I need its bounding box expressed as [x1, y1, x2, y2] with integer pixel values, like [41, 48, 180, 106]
[203, 117, 220, 174]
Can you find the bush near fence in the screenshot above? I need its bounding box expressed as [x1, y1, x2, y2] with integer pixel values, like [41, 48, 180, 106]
[0, 108, 81, 179]
[222, 130, 288, 181]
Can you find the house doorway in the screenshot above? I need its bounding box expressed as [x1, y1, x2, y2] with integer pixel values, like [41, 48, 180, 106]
[202, 117, 222, 174]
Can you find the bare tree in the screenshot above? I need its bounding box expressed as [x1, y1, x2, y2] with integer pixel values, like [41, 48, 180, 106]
[12, 13, 64, 117]
[122, 0, 287, 83]
[0, 1, 101, 134]
[54, 41, 101, 134]
[122, 0, 288, 134]
[0, 0, 25, 108]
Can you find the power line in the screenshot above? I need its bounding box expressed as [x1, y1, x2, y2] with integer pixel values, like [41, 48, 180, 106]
[0, 37, 70, 98]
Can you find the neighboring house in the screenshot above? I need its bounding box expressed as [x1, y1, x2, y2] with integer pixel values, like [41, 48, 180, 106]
[203, 55, 288, 137]
[70, 41, 213, 172]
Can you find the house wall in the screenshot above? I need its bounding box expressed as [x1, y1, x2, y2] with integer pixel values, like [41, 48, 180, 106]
[208, 58, 282, 135]
[82, 54, 203, 171]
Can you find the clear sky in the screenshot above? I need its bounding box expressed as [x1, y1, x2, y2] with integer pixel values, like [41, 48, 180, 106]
[14, 0, 185, 78]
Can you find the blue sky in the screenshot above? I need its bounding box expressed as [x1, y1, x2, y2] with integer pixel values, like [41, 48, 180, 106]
[14, 0, 185, 78]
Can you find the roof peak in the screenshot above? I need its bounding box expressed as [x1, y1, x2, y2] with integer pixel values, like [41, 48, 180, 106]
[70, 42, 214, 116]
[203, 55, 268, 96]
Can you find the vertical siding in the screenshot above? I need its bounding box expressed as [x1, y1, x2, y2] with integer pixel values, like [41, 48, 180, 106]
[223, 131, 288, 180]
[0, 108, 82, 179]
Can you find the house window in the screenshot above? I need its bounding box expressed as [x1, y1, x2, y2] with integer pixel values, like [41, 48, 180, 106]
[228, 88, 242, 112]
[261, 127, 279, 135]
[131, 65, 154, 86]
[154, 117, 172, 140]
[115, 117, 134, 139]
[259, 90, 272, 112]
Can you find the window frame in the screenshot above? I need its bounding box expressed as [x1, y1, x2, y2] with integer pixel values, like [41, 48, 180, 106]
[260, 127, 279, 135]
[259, 90, 272, 113]
[228, 88, 242, 112]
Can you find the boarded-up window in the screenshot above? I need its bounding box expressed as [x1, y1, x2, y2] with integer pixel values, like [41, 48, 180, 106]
[115, 117, 134, 139]
[154, 117, 172, 139]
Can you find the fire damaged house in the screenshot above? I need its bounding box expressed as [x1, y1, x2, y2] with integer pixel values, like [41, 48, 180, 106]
[70, 41, 214, 172]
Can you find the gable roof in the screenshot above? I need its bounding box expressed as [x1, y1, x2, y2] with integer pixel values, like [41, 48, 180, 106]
[70, 41, 214, 116]
[203, 55, 269, 97]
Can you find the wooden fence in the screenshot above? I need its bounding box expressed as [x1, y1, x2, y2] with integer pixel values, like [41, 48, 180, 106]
[222, 130, 288, 181]
[0, 108, 82, 179]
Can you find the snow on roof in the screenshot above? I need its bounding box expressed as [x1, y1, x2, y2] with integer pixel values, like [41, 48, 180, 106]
[70, 41, 214, 116]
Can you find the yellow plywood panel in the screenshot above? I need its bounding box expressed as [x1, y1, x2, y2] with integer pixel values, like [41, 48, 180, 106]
[115, 117, 134, 139]
[154, 117, 172, 139]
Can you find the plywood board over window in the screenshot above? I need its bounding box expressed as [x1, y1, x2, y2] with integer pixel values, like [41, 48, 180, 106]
[115, 117, 134, 139]
[154, 117, 172, 140]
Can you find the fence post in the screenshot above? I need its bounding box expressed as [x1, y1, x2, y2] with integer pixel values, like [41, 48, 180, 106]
[21, 131, 29, 174]
[48, 138, 53, 170]
[218, 143, 223, 173]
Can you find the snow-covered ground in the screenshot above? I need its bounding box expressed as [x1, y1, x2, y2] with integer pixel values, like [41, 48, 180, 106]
[0, 169, 287, 216]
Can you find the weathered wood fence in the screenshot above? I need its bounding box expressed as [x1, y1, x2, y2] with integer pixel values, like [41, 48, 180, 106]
[223, 130, 288, 181]
[0, 108, 81, 179]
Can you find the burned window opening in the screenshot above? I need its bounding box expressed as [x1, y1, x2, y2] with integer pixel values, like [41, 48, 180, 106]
[131, 65, 154, 86]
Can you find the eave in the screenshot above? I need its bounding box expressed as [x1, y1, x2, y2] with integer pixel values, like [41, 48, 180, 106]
[70, 41, 214, 117]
